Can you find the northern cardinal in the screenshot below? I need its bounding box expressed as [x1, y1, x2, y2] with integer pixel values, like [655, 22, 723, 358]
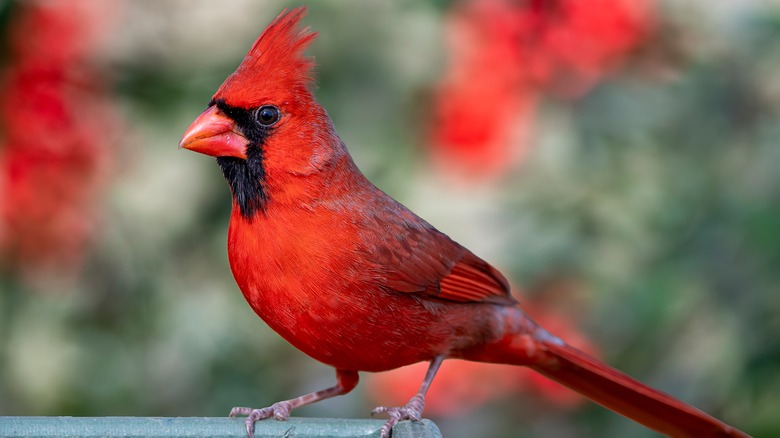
[180, 8, 748, 438]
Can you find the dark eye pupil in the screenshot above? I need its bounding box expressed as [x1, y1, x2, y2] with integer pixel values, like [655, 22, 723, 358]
[256, 106, 279, 126]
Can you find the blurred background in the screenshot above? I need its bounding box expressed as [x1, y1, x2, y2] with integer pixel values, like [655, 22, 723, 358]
[0, 0, 777, 437]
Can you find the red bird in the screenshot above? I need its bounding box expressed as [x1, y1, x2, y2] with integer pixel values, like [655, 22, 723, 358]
[180, 8, 748, 438]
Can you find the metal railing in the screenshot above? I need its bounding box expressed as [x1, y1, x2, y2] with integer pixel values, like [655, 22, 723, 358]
[0, 417, 441, 438]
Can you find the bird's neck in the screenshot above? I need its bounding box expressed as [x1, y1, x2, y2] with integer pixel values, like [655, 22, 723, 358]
[217, 149, 268, 220]
[227, 138, 372, 223]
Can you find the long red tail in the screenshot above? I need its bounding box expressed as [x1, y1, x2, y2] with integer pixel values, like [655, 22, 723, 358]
[528, 339, 749, 437]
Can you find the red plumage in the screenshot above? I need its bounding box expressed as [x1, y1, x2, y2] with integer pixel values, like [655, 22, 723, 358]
[216, 8, 317, 108]
[180, 8, 748, 438]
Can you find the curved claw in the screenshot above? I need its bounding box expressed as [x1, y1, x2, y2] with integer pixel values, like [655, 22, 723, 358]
[371, 394, 426, 438]
[229, 406, 252, 418]
[371, 405, 422, 421]
[229, 402, 294, 438]
[227, 370, 361, 438]
[228, 370, 361, 438]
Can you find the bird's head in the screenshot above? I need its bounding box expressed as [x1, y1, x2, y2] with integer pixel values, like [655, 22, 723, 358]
[180, 7, 339, 219]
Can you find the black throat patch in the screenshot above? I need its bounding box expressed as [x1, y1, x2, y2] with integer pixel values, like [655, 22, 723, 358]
[212, 99, 270, 219]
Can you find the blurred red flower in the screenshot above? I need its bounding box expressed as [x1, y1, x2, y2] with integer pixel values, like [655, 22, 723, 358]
[364, 292, 598, 415]
[0, 0, 121, 283]
[429, 0, 653, 179]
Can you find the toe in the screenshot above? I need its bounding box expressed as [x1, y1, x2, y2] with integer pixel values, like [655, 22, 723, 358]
[380, 419, 396, 438]
[229, 406, 252, 417]
[405, 408, 421, 422]
[244, 417, 255, 438]
[371, 406, 389, 416]
[271, 401, 292, 420]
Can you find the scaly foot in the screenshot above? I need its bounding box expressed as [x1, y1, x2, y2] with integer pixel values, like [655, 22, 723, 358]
[371, 394, 425, 438]
[228, 370, 360, 438]
[229, 401, 294, 438]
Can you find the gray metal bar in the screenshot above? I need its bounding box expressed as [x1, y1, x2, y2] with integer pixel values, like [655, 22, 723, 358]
[0, 417, 442, 438]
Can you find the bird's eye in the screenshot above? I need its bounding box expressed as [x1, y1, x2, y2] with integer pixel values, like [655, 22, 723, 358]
[255, 105, 280, 126]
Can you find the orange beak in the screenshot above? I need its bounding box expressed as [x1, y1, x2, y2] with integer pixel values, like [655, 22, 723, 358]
[179, 106, 248, 159]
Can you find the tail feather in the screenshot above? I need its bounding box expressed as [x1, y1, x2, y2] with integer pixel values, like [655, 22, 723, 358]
[530, 340, 748, 437]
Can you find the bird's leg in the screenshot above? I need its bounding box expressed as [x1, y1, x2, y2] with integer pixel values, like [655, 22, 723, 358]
[371, 356, 444, 438]
[230, 368, 359, 438]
